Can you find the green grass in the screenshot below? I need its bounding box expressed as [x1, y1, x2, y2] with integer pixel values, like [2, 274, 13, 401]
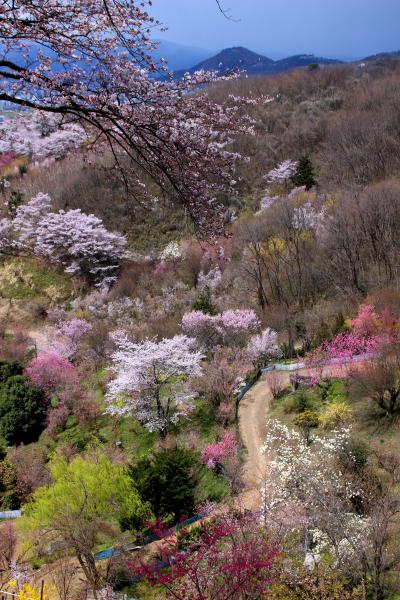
[195, 465, 230, 504]
[268, 377, 400, 458]
[126, 205, 193, 254]
[0, 257, 75, 302]
[191, 402, 218, 442]
[273, 358, 299, 365]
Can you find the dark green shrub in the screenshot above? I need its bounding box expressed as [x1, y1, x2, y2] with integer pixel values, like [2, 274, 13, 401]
[192, 294, 216, 315]
[292, 156, 316, 190]
[285, 390, 313, 414]
[0, 437, 7, 461]
[338, 438, 369, 474]
[0, 375, 47, 445]
[0, 360, 23, 383]
[0, 460, 18, 509]
[131, 448, 198, 524]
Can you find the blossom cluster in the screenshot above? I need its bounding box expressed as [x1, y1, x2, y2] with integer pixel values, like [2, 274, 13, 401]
[197, 267, 222, 295]
[260, 420, 360, 540]
[182, 309, 260, 348]
[351, 304, 381, 337]
[264, 159, 298, 185]
[318, 332, 382, 363]
[291, 202, 325, 231]
[0, 112, 86, 162]
[200, 433, 238, 469]
[105, 333, 203, 435]
[0, 193, 127, 286]
[246, 328, 281, 366]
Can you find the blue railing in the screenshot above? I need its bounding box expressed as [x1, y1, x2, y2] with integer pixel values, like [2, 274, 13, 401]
[93, 512, 206, 561]
[0, 510, 22, 519]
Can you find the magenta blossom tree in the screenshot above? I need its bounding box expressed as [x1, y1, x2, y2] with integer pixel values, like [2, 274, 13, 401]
[351, 304, 381, 338]
[200, 432, 238, 470]
[306, 332, 383, 371]
[25, 352, 97, 433]
[0, 1, 254, 234]
[25, 352, 78, 398]
[134, 510, 278, 600]
[106, 333, 203, 437]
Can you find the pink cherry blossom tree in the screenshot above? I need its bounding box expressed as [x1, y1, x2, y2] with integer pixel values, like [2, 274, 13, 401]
[181, 311, 223, 349]
[200, 432, 238, 470]
[56, 319, 92, 343]
[351, 304, 380, 338]
[0, 1, 254, 234]
[182, 309, 259, 349]
[106, 333, 203, 437]
[55, 318, 92, 358]
[219, 309, 260, 332]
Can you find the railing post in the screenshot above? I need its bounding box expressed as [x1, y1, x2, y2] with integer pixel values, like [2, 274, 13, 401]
[40, 580, 44, 600]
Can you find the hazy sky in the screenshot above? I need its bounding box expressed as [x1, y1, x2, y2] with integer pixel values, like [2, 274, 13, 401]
[151, 0, 400, 60]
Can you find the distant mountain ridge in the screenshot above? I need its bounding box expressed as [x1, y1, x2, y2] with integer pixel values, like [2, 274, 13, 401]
[362, 50, 400, 62]
[174, 46, 343, 78]
[173, 46, 400, 79]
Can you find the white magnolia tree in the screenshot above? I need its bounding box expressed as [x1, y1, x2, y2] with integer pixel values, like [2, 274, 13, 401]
[260, 421, 371, 578]
[106, 334, 203, 437]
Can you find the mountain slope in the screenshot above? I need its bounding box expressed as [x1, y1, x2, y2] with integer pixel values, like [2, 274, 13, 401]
[175, 46, 275, 77]
[174, 46, 342, 78]
[272, 54, 342, 73]
[362, 50, 400, 62]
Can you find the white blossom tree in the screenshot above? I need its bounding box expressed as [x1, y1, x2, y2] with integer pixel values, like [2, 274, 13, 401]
[0, 112, 86, 161]
[260, 421, 372, 581]
[106, 334, 203, 437]
[1, 194, 127, 286]
[33, 209, 126, 286]
[246, 328, 281, 367]
[265, 160, 298, 186]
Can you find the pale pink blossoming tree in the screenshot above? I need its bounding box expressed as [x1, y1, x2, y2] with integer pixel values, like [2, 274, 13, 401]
[0, 1, 255, 234]
[106, 333, 203, 437]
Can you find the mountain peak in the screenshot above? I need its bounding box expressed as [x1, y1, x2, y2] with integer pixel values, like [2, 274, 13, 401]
[175, 46, 341, 78]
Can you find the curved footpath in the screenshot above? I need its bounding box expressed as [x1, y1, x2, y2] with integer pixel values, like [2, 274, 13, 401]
[238, 370, 290, 510]
[238, 365, 343, 510]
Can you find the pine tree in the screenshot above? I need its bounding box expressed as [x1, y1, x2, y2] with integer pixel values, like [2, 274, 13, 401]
[292, 156, 316, 190]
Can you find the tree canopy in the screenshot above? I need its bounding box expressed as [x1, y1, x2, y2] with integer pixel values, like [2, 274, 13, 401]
[0, 1, 251, 234]
[23, 452, 150, 588]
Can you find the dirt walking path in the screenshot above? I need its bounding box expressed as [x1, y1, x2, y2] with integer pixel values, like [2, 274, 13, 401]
[238, 366, 343, 510]
[238, 371, 290, 510]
